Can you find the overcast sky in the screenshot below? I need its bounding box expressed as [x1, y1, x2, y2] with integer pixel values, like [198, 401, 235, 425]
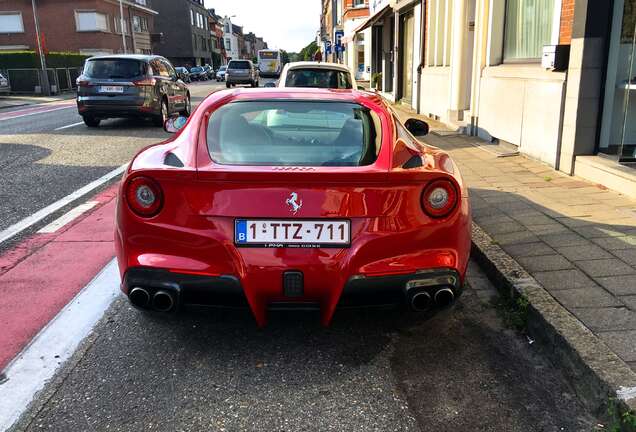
[205, 0, 320, 52]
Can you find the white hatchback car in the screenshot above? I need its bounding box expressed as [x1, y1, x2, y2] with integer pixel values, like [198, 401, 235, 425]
[278, 62, 361, 90]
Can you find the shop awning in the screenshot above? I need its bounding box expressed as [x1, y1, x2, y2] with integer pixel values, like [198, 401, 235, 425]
[354, 4, 392, 33]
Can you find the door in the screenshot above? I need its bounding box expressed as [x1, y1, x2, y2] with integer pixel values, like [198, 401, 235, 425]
[162, 60, 186, 111]
[400, 11, 414, 103]
[599, 0, 636, 163]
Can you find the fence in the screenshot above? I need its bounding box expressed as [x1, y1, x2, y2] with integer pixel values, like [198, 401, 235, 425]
[0, 67, 81, 94]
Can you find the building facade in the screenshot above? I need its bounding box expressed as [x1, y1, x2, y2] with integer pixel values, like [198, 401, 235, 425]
[342, 0, 372, 81]
[222, 16, 239, 61]
[0, 0, 157, 55]
[152, 0, 211, 67]
[208, 8, 227, 68]
[337, 0, 635, 195]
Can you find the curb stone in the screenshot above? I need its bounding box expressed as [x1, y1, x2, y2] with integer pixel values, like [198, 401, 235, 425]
[470, 222, 636, 417]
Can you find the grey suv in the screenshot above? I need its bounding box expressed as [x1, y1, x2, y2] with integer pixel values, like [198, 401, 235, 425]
[225, 60, 259, 88]
[76, 55, 190, 127]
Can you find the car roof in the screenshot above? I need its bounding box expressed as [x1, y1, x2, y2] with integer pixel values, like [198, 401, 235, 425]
[285, 61, 352, 73]
[223, 87, 382, 105]
[86, 54, 163, 62]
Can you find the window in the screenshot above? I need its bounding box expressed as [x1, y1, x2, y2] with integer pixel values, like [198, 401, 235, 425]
[353, 0, 365, 7]
[207, 101, 380, 167]
[76, 11, 109, 32]
[150, 59, 170, 77]
[225, 38, 231, 50]
[134, 0, 148, 5]
[191, 9, 195, 26]
[503, 0, 555, 60]
[285, 69, 353, 89]
[427, 0, 451, 66]
[83, 58, 147, 79]
[114, 17, 129, 34]
[224, 23, 230, 33]
[0, 12, 24, 33]
[133, 15, 148, 32]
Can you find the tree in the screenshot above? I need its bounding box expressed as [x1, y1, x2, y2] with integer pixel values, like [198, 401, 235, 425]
[299, 41, 318, 61]
[280, 49, 290, 65]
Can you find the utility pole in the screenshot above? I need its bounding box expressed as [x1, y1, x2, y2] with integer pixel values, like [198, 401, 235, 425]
[31, 0, 51, 96]
[119, 0, 127, 53]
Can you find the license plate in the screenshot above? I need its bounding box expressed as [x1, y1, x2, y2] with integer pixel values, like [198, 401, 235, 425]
[99, 86, 124, 93]
[235, 219, 350, 248]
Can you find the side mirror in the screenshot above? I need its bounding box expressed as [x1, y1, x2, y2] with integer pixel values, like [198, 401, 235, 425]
[264, 82, 276, 88]
[164, 115, 187, 133]
[405, 118, 429, 137]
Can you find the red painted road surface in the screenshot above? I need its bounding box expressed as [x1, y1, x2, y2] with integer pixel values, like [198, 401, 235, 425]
[0, 102, 76, 121]
[0, 185, 118, 371]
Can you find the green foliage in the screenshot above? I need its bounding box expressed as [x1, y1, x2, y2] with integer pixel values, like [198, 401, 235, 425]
[493, 294, 529, 331]
[280, 50, 290, 65]
[607, 398, 636, 432]
[0, 51, 88, 69]
[372, 72, 382, 89]
[299, 41, 319, 61]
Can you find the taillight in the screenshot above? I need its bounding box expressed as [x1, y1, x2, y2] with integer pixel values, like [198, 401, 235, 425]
[421, 179, 458, 218]
[133, 77, 157, 86]
[126, 177, 163, 217]
[76, 78, 90, 87]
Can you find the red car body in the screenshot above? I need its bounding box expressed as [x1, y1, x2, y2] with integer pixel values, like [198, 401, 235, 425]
[115, 88, 471, 326]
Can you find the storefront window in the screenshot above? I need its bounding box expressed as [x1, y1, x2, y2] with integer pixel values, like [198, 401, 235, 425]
[599, 0, 636, 163]
[503, 0, 555, 61]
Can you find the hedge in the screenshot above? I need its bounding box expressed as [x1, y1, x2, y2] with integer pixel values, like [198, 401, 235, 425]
[0, 51, 89, 69]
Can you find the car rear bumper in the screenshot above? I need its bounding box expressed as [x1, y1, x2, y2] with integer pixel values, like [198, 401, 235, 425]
[121, 266, 463, 319]
[226, 77, 253, 84]
[77, 99, 159, 118]
[116, 196, 471, 326]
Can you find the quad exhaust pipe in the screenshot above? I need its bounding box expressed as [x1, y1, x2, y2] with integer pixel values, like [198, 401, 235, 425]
[407, 286, 456, 312]
[128, 287, 176, 312]
[152, 290, 175, 312]
[129, 287, 150, 308]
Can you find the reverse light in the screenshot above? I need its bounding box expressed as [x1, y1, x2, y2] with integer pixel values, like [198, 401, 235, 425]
[421, 179, 458, 218]
[126, 176, 163, 217]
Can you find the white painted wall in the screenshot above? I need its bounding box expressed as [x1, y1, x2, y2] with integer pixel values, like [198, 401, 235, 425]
[477, 65, 566, 166]
[419, 67, 451, 119]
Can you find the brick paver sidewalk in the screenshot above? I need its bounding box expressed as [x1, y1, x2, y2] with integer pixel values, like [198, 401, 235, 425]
[392, 104, 636, 371]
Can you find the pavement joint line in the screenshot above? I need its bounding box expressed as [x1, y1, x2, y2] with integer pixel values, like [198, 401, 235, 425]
[53, 121, 84, 131]
[0, 164, 126, 246]
[0, 258, 119, 432]
[470, 222, 636, 414]
[37, 201, 99, 234]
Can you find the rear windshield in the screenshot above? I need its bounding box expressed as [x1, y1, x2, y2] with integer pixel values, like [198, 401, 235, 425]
[285, 69, 352, 89]
[228, 61, 250, 69]
[219, 66, 227, 71]
[207, 101, 380, 166]
[83, 59, 147, 79]
[190, 67, 203, 72]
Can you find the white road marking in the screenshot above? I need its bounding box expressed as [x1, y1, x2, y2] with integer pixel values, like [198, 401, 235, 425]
[0, 105, 75, 122]
[0, 259, 120, 432]
[37, 201, 99, 234]
[54, 121, 84, 131]
[0, 164, 127, 245]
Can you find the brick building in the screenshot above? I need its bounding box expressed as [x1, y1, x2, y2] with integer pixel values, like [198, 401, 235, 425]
[331, 0, 635, 195]
[0, 0, 157, 55]
[152, 0, 211, 67]
[207, 8, 227, 68]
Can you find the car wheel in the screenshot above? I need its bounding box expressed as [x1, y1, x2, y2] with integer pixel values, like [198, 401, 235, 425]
[153, 99, 168, 127]
[82, 115, 100, 127]
[181, 93, 191, 117]
[226, 82, 231, 88]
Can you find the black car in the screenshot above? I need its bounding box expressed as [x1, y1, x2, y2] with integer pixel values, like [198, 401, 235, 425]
[189, 66, 207, 81]
[175, 67, 191, 83]
[202, 65, 215, 80]
[76, 55, 190, 127]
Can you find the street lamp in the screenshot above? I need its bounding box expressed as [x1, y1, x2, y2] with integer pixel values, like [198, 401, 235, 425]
[119, 0, 127, 53]
[31, 0, 51, 96]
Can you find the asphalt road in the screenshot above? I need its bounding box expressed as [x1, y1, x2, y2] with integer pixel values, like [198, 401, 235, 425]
[0, 79, 276, 243]
[10, 262, 597, 432]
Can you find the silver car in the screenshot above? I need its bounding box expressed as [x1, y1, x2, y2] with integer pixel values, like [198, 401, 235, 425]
[225, 60, 259, 88]
[0, 72, 9, 93]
